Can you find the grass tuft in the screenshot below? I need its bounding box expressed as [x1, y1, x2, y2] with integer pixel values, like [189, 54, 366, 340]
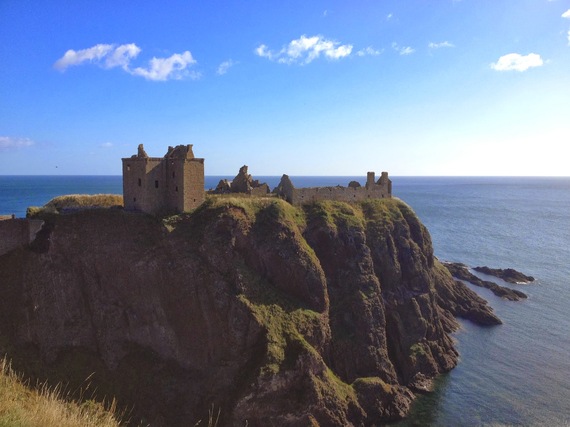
[0, 357, 122, 427]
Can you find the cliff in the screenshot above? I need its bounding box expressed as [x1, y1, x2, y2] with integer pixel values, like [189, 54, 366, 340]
[0, 197, 499, 426]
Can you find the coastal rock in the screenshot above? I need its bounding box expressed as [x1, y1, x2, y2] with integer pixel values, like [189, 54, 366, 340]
[0, 198, 501, 426]
[473, 266, 535, 284]
[444, 262, 527, 301]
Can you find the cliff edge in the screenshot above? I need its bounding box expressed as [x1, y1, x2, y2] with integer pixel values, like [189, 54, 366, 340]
[0, 197, 499, 426]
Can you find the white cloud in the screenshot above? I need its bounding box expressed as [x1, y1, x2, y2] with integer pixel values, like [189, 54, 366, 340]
[562, 9, 570, 18]
[130, 51, 198, 81]
[100, 142, 113, 148]
[392, 43, 415, 55]
[356, 47, 383, 57]
[429, 41, 455, 49]
[54, 44, 198, 81]
[217, 59, 236, 75]
[255, 44, 273, 60]
[0, 136, 34, 150]
[386, 13, 393, 20]
[490, 53, 543, 71]
[104, 43, 141, 69]
[54, 44, 115, 70]
[255, 35, 353, 64]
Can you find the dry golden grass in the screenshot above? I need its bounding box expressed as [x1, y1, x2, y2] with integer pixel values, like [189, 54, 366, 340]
[0, 358, 121, 427]
[44, 194, 123, 210]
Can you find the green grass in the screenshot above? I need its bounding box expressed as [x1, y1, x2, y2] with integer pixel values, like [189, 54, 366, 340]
[352, 377, 393, 394]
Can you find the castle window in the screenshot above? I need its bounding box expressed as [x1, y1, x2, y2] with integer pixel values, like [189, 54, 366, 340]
[155, 180, 159, 189]
[172, 171, 175, 178]
[175, 186, 178, 192]
[127, 165, 131, 171]
[133, 197, 136, 202]
[138, 178, 141, 187]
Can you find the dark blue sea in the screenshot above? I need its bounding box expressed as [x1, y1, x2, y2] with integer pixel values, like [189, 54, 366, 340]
[1, 175, 569, 426]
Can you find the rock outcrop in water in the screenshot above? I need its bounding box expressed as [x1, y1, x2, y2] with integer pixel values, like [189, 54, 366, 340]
[443, 262, 527, 301]
[0, 198, 500, 426]
[473, 266, 535, 284]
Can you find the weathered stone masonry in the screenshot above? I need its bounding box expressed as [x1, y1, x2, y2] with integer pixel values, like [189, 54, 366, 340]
[121, 144, 391, 214]
[122, 144, 204, 215]
[274, 171, 392, 205]
[0, 217, 44, 257]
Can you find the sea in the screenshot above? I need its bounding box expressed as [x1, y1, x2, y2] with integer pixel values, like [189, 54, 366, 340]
[1, 175, 569, 426]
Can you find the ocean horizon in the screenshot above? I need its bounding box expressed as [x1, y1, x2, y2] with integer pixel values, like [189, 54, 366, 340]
[1, 175, 569, 425]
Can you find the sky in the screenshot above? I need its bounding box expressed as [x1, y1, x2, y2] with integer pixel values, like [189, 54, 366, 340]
[1, 0, 569, 176]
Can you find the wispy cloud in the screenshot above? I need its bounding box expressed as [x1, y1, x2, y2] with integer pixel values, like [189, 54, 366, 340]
[428, 41, 455, 49]
[0, 136, 34, 150]
[386, 13, 393, 21]
[100, 142, 113, 148]
[356, 47, 383, 57]
[392, 42, 415, 55]
[54, 44, 198, 81]
[130, 51, 198, 81]
[255, 35, 353, 64]
[562, 9, 570, 18]
[490, 53, 543, 71]
[217, 59, 236, 75]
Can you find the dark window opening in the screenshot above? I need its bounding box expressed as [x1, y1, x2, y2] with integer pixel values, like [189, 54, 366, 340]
[172, 171, 175, 178]
[138, 178, 141, 186]
[175, 186, 178, 192]
[155, 180, 159, 189]
[133, 197, 136, 202]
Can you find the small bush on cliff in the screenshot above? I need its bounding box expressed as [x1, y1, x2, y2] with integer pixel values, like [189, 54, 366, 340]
[0, 358, 121, 427]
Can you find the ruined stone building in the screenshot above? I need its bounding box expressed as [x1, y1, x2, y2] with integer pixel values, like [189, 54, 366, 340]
[274, 172, 392, 205]
[212, 165, 270, 196]
[122, 144, 204, 215]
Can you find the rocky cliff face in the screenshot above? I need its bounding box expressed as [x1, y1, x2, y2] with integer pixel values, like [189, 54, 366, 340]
[0, 198, 499, 426]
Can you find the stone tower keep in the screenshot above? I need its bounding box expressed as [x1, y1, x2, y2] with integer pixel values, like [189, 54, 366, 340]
[122, 144, 205, 215]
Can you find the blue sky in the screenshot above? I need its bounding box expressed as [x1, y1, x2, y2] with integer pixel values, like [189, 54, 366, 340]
[1, 0, 569, 176]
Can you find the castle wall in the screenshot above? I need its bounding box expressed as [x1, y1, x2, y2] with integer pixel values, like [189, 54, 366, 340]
[180, 159, 205, 212]
[276, 172, 392, 206]
[123, 158, 167, 214]
[291, 185, 391, 205]
[0, 218, 44, 256]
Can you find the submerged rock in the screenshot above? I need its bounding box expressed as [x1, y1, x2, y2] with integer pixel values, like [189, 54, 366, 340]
[0, 198, 501, 426]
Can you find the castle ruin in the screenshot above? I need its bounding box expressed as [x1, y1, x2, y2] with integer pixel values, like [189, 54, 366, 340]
[213, 165, 270, 196]
[121, 144, 391, 214]
[122, 144, 204, 215]
[274, 172, 392, 205]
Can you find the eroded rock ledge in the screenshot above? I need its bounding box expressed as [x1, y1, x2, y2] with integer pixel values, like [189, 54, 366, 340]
[0, 198, 500, 426]
[443, 262, 528, 301]
[473, 266, 535, 284]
